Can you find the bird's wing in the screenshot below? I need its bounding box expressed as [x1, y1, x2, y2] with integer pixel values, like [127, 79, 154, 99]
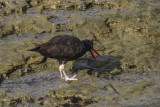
[39, 41, 84, 59]
[37, 35, 86, 59]
[47, 35, 81, 45]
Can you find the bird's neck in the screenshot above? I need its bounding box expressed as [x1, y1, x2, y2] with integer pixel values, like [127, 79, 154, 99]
[81, 41, 88, 52]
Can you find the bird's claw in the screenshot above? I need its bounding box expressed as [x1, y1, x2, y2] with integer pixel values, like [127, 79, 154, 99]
[64, 75, 78, 81]
[59, 64, 78, 81]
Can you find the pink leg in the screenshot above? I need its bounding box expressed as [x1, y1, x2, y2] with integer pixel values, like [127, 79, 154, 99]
[59, 64, 78, 81]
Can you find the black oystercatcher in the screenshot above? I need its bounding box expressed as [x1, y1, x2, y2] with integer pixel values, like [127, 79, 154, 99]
[28, 35, 100, 81]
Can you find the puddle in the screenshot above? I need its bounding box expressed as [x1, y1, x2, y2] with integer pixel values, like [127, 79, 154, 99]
[0, 71, 66, 97]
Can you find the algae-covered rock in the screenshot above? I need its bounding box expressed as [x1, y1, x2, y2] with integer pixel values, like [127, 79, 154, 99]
[0, 0, 29, 15]
[0, 13, 55, 37]
[0, 0, 160, 106]
[44, 71, 117, 106]
[0, 68, 160, 106]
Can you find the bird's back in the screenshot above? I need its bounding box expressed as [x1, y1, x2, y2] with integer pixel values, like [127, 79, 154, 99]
[31, 35, 86, 61]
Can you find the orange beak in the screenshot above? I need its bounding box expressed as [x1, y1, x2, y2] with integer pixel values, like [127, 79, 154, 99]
[89, 48, 100, 61]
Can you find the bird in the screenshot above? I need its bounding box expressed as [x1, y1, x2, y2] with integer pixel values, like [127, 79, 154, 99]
[28, 35, 100, 81]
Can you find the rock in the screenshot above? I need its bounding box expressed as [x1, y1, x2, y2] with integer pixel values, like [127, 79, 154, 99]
[0, 0, 160, 106]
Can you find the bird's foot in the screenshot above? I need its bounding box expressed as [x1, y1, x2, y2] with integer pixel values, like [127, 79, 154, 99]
[64, 75, 78, 81]
[59, 64, 78, 81]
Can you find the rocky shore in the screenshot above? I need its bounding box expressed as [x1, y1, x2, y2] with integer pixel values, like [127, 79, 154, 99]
[0, 0, 160, 106]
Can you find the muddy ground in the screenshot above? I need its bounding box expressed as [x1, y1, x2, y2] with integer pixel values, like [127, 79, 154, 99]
[0, 0, 160, 106]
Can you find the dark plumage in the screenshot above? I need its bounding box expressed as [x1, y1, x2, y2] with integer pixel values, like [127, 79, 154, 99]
[28, 35, 100, 81]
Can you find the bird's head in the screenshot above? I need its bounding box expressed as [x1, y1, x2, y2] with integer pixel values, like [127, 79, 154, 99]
[82, 39, 100, 61]
[82, 39, 93, 51]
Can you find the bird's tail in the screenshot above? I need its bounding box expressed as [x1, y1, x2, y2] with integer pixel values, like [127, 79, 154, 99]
[28, 43, 41, 52]
[28, 47, 40, 52]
